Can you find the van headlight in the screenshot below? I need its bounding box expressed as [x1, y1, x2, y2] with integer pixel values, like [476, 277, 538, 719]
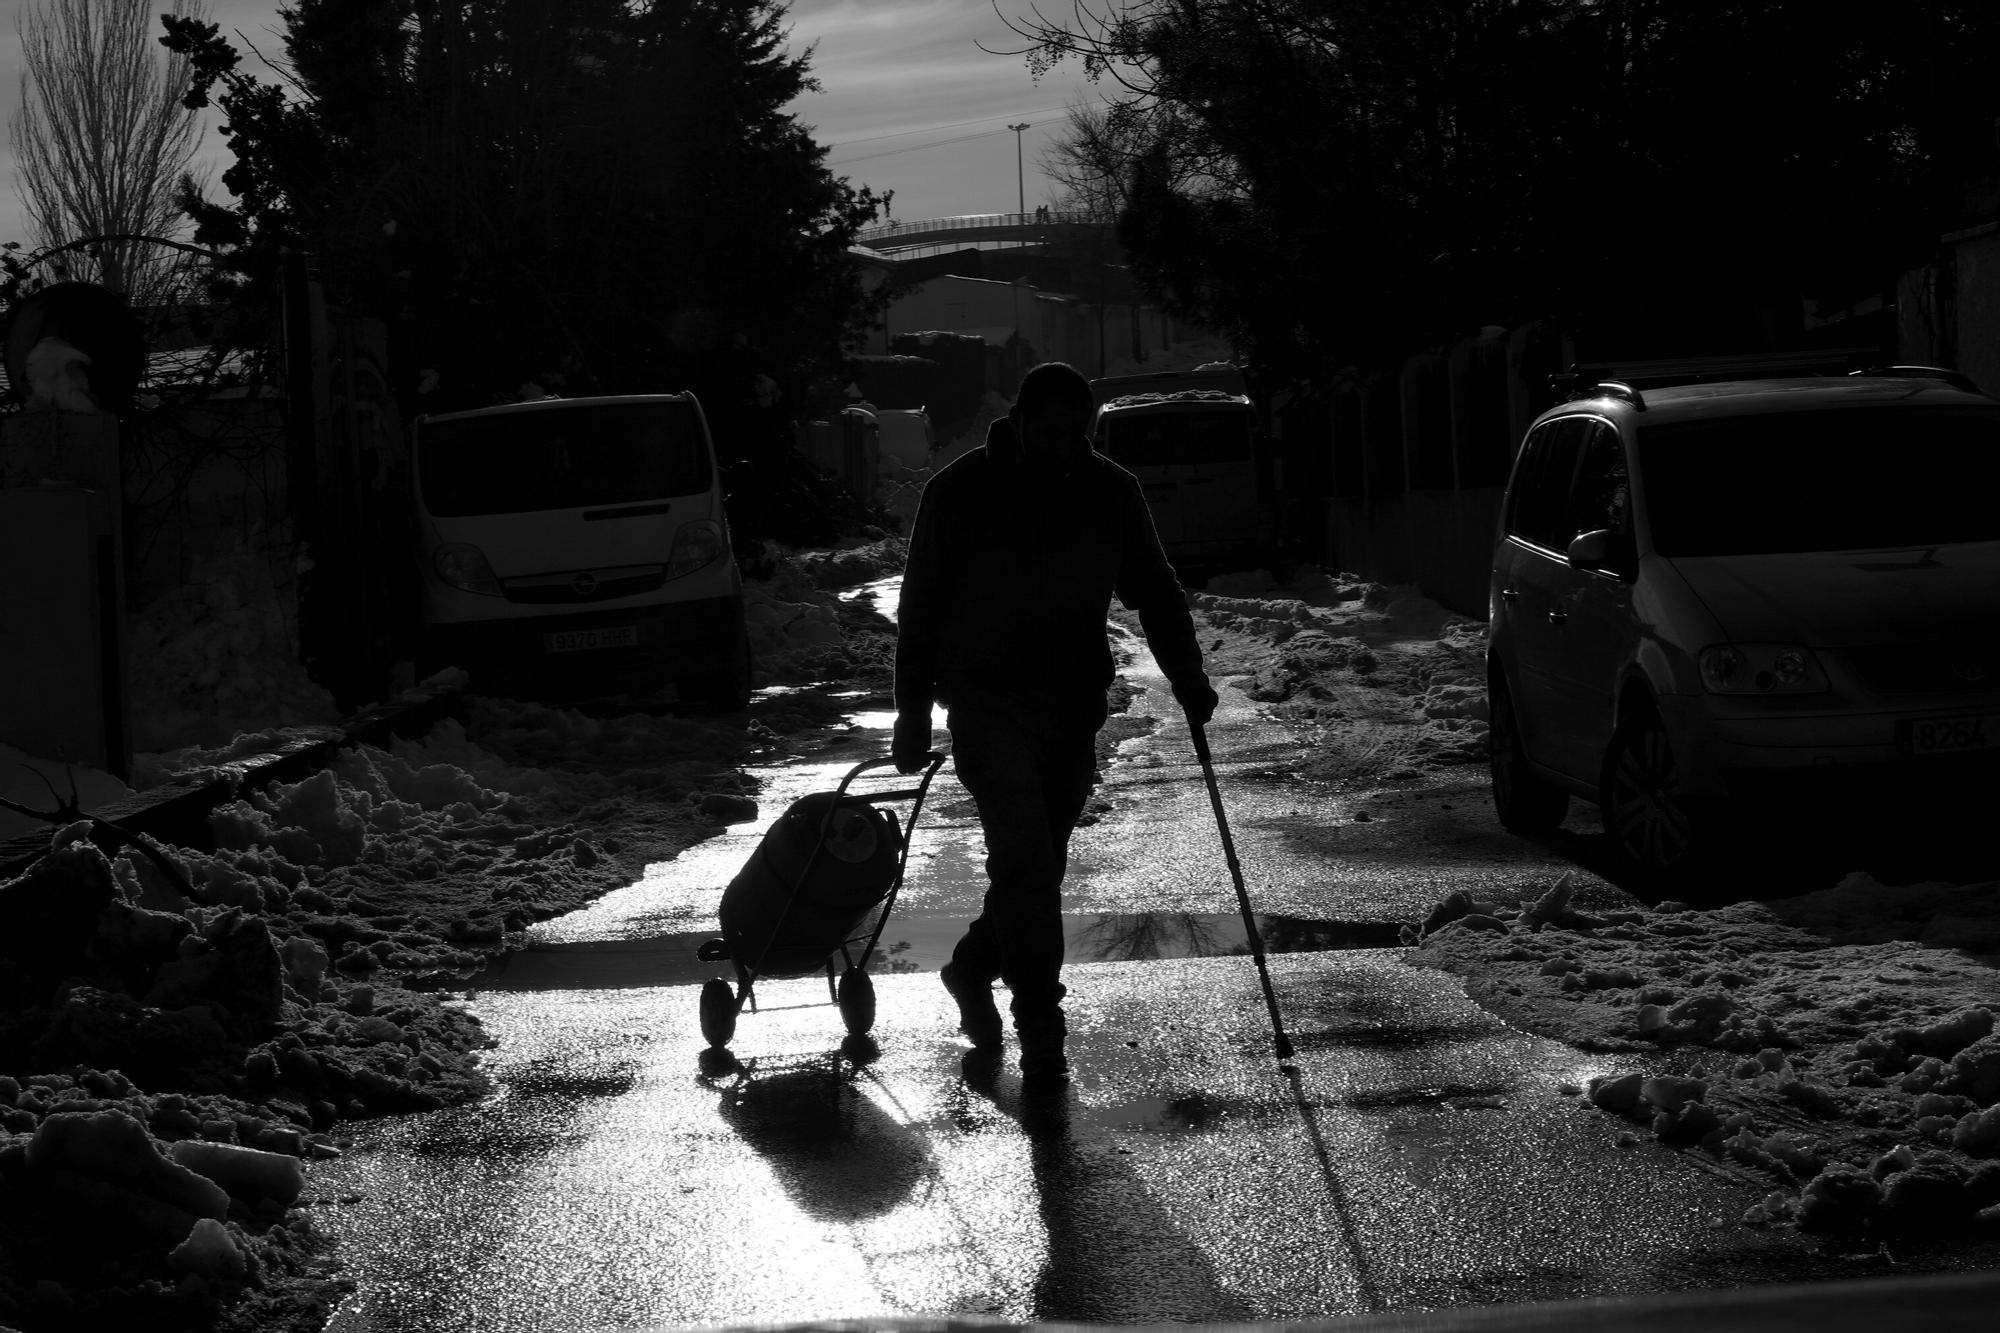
[433, 543, 503, 596]
[666, 520, 724, 580]
[1699, 644, 1829, 694]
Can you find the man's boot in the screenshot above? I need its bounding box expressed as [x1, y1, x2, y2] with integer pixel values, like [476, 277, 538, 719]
[1015, 1008, 1069, 1082]
[941, 962, 1003, 1050]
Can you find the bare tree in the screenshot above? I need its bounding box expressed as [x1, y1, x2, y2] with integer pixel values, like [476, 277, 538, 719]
[1038, 100, 1130, 216]
[10, 0, 212, 309]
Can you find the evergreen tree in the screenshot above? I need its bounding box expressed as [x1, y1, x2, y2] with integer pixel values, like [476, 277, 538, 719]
[164, 0, 887, 436]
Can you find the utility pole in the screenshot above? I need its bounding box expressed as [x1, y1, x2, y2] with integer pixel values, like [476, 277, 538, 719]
[1008, 123, 1030, 216]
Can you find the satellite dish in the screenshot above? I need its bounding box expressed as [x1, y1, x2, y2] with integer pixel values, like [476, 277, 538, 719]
[2, 281, 145, 413]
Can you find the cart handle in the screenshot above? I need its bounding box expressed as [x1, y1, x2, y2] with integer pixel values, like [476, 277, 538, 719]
[834, 751, 949, 803]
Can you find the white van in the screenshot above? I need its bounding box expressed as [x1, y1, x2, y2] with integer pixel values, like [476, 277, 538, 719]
[1089, 363, 1274, 569]
[408, 393, 749, 706]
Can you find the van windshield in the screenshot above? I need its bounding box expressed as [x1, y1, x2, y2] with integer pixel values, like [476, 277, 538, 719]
[417, 400, 710, 517]
[1101, 409, 1253, 469]
[1638, 405, 2000, 555]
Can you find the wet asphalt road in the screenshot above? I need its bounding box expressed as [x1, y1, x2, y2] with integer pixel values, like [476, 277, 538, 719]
[305, 612, 1871, 1331]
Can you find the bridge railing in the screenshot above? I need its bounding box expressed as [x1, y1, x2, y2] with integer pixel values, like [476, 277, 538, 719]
[855, 211, 1114, 245]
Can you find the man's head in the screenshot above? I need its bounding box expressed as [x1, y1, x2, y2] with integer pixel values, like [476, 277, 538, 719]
[1008, 361, 1095, 468]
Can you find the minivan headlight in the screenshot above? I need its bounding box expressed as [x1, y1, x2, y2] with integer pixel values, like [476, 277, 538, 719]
[1699, 643, 1829, 694]
[433, 542, 503, 596]
[665, 520, 724, 580]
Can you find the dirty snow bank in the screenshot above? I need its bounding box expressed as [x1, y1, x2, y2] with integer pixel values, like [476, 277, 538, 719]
[1190, 566, 1488, 784]
[0, 694, 756, 1330]
[1409, 872, 2000, 1243]
[0, 525, 927, 1330]
[742, 536, 904, 705]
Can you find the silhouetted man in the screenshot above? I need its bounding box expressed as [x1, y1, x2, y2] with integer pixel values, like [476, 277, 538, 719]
[892, 360, 1217, 1081]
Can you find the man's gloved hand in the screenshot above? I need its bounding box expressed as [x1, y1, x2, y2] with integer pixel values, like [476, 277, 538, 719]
[891, 712, 932, 774]
[1173, 676, 1220, 728]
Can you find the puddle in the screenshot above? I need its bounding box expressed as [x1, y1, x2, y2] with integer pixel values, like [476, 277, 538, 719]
[1341, 1081, 1515, 1110]
[476, 911, 1410, 992]
[1289, 1021, 1502, 1053]
[1081, 1089, 1256, 1133]
[838, 575, 903, 611]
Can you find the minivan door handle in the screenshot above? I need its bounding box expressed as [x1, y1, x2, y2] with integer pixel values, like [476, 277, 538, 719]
[1499, 587, 1518, 603]
[1547, 604, 1568, 625]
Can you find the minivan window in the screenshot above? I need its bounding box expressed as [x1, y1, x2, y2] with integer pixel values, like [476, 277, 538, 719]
[418, 400, 711, 517]
[1505, 417, 1586, 551]
[1571, 422, 1631, 536]
[1638, 405, 2000, 556]
[1102, 409, 1253, 468]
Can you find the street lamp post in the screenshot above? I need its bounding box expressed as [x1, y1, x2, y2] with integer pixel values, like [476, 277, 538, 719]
[1008, 122, 1030, 217]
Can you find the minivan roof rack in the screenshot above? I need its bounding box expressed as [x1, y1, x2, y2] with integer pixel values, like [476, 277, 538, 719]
[1847, 364, 1983, 393]
[1549, 371, 1645, 410]
[1561, 346, 1880, 392]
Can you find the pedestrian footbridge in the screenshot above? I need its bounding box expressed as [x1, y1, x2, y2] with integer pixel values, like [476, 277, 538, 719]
[854, 211, 1114, 256]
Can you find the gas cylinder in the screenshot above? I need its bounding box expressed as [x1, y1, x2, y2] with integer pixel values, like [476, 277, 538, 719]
[719, 793, 903, 975]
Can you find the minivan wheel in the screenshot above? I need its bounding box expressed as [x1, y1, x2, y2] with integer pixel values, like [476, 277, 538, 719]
[1488, 675, 1569, 832]
[1600, 710, 1727, 892]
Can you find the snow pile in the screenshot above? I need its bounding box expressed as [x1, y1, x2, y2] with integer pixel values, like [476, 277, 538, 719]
[1103, 388, 1243, 407]
[0, 829, 488, 1329]
[741, 539, 901, 694]
[125, 724, 347, 794]
[0, 680, 767, 1328]
[1409, 872, 2000, 1242]
[126, 543, 343, 755]
[1191, 567, 1489, 784]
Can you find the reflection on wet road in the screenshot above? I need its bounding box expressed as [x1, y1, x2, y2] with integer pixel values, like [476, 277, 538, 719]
[308, 591, 1853, 1330]
[473, 910, 1408, 992]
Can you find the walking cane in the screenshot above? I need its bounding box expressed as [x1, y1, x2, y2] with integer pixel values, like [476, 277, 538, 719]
[1189, 718, 1295, 1065]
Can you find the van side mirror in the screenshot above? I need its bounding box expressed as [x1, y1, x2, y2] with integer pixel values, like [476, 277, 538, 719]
[1567, 528, 1634, 579]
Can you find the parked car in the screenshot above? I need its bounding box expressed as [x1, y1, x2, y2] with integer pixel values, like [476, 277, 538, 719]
[1486, 366, 2000, 888]
[408, 392, 751, 708]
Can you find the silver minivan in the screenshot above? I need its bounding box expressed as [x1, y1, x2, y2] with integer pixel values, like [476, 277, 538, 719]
[409, 393, 749, 706]
[1486, 369, 2000, 887]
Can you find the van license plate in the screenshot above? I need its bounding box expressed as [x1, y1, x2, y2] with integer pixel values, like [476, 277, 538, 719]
[1898, 715, 1997, 757]
[544, 626, 638, 654]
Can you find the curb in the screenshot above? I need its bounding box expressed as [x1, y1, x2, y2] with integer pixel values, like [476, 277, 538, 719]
[650, 1268, 2000, 1332]
[0, 683, 467, 880]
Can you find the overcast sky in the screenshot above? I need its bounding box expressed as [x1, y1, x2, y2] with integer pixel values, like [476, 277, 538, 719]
[0, 0, 1102, 251]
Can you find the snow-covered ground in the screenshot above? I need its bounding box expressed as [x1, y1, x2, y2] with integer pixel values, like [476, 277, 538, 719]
[1189, 564, 2000, 1248]
[0, 539, 908, 1333]
[5, 523, 1996, 1329]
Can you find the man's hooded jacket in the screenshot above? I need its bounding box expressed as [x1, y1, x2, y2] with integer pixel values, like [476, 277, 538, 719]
[894, 415, 1205, 731]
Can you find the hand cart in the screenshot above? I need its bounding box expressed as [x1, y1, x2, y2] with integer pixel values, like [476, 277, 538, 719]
[695, 752, 949, 1049]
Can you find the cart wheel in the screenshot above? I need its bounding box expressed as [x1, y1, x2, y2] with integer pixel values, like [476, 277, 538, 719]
[836, 967, 876, 1036]
[699, 978, 738, 1048]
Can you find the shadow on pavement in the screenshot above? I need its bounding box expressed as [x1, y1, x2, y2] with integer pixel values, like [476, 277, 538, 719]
[956, 1052, 1270, 1324]
[708, 1055, 930, 1221]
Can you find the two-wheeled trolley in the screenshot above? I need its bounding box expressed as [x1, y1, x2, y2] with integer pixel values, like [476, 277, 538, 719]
[694, 752, 949, 1050]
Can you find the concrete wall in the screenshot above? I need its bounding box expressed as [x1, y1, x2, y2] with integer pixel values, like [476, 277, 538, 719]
[1894, 219, 2000, 396]
[883, 274, 1027, 346]
[1280, 322, 1569, 620]
[1323, 488, 1502, 619]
